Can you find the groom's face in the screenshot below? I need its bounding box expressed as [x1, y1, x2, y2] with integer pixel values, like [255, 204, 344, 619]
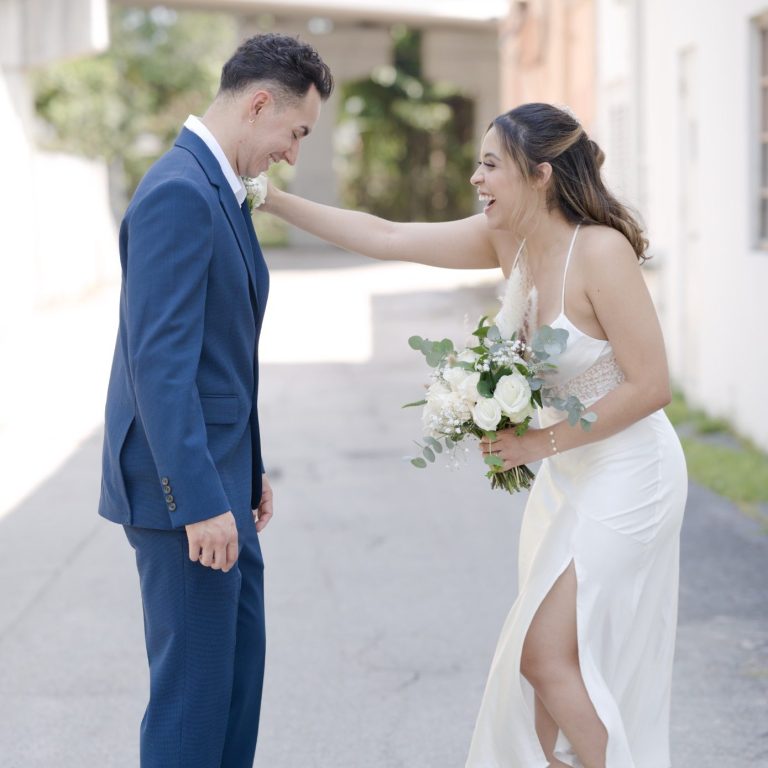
[241, 84, 322, 176]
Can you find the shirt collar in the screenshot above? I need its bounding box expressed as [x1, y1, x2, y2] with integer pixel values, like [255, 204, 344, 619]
[184, 115, 246, 206]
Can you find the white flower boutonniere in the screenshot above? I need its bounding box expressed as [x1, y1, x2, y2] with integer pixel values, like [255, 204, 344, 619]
[243, 173, 268, 213]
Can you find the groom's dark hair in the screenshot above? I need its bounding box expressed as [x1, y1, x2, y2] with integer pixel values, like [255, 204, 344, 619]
[219, 33, 333, 102]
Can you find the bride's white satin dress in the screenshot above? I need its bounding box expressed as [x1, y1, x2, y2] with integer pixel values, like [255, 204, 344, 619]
[466, 226, 687, 768]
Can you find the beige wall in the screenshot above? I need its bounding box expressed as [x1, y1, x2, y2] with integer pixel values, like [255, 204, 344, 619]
[499, 0, 596, 130]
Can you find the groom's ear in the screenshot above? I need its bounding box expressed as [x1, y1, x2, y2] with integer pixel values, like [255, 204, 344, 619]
[248, 88, 272, 120]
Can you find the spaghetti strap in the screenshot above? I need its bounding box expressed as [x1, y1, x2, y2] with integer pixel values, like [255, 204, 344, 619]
[560, 224, 581, 313]
[511, 239, 526, 272]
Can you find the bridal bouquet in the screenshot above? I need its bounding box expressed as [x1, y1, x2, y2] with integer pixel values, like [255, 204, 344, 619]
[404, 273, 596, 493]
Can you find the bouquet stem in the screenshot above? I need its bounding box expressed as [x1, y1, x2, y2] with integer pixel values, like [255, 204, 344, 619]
[488, 464, 536, 493]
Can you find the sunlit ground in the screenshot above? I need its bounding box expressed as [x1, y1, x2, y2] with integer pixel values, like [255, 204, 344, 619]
[0, 250, 500, 519]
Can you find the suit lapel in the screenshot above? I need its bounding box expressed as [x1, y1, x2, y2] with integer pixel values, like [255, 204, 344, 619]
[220, 191, 260, 302]
[174, 128, 260, 307]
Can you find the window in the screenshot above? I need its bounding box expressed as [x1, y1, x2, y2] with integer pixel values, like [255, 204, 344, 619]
[757, 14, 768, 248]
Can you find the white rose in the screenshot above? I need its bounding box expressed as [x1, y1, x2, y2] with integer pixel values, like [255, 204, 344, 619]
[421, 398, 444, 437]
[472, 397, 502, 431]
[426, 379, 450, 398]
[457, 371, 481, 404]
[494, 373, 533, 422]
[443, 365, 469, 389]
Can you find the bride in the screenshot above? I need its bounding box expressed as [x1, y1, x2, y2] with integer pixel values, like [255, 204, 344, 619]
[262, 102, 687, 768]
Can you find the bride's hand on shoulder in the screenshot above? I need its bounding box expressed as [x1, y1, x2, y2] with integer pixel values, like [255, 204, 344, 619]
[480, 428, 549, 469]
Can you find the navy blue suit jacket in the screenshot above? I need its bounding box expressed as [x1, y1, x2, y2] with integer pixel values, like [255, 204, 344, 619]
[99, 128, 269, 530]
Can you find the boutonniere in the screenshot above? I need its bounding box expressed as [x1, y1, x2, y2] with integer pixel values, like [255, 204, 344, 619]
[243, 173, 268, 213]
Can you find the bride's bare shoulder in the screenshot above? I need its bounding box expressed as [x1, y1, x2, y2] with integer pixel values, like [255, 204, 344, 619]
[579, 224, 639, 272]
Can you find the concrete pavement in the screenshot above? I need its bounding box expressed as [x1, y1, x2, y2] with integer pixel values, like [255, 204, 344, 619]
[0, 249, 766, 767]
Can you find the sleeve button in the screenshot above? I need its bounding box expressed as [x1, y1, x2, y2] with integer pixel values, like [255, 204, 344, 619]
[168, 503, 177, 512]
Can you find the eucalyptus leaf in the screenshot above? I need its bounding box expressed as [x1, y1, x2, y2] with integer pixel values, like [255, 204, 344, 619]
[402, 399, 427, 408]
[425, 437, 443, 453]
[444, 437, 455, 449]
[425, 347, 444, 367]
[408, 335, 424, 350]
[477, 373, 494, 398]
[484, 454, 504, 468]
[423, 446, 436, 462]
[410, 457, 427, 468]
[531, 325, 570, 359]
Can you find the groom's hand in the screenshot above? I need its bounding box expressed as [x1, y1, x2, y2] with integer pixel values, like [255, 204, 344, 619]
[185, 511, 239, 572]
[254, 474, 273, 532]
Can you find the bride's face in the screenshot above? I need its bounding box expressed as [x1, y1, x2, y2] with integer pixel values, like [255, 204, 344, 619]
[470, 127, 536, 231]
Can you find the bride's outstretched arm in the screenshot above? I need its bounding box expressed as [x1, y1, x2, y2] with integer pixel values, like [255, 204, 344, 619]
[263, 186, 500, 270]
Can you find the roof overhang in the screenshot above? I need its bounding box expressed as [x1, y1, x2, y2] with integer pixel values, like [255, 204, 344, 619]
[113, 0, 507, 29]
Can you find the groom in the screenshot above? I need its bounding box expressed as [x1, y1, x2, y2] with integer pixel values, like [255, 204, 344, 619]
[98, 33, 332, 767]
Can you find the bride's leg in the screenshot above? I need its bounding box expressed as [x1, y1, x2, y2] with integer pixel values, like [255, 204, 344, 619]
[521, 562, 607, 768]
[534, 694, 570, 768]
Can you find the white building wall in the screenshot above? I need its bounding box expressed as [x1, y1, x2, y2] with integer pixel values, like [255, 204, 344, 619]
[597, 0, 768, 450]
[0, 0, 115, 338]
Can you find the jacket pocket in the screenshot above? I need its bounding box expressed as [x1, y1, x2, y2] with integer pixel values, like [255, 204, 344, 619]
[200, 395, 239, 425]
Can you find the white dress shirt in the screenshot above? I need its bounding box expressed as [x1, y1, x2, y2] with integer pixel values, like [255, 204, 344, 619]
[184, 115, 246, 206]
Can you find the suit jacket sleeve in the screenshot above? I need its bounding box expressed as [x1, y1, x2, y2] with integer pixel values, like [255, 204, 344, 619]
[125, 178, 230, 527]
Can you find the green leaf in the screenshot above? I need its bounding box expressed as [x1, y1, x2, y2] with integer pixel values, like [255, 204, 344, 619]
[423, 446, 436, 462]
[408, 335, 425, 350]
[410, 457, 428, 468]
[483, 430, 498, 441]
[531, 325, 570, 359]
[484, 454, 504, 468]
[444, 437, 455, 449]
[425, 437, 443, 453]
[402, 399, 428, 408]
[477, 372, 494, 398]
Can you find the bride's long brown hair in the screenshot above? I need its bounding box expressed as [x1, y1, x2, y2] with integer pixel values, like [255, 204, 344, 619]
[493, 103, 648, 261]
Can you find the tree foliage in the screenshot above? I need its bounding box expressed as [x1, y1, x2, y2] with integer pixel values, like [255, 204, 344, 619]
[337, 27, 476, 222]
[33, 6, 236, 197]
